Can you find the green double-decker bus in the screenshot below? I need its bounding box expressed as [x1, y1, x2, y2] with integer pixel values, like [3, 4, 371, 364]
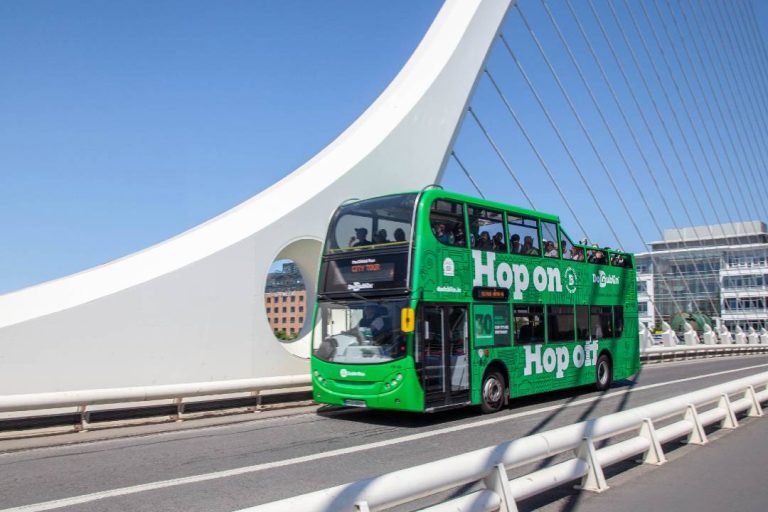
[311, 188, 639, 413]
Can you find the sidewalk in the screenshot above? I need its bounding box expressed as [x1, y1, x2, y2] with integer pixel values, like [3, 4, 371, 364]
[580, 415, 768, 512]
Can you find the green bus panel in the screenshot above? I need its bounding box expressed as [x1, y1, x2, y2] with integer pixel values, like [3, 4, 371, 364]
[311, 188, 639, 412]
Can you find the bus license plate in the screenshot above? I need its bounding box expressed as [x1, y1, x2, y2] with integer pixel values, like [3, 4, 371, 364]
[344, 399, 367, 408]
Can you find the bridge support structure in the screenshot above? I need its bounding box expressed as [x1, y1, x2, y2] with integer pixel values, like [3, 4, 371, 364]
[0, 0, 514, 395]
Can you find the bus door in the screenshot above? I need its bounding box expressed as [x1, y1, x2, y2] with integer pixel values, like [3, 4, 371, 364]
[419, 305, 471, 409]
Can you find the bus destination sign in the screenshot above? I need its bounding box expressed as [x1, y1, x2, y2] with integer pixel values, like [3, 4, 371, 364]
[472, 286, 509, 301]
[322, 253, 407, 294]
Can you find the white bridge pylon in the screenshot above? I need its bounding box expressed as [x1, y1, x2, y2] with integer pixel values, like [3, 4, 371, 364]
[0, 1, 513, 394]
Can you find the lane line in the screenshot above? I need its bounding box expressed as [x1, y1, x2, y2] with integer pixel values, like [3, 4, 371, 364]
[4, 362, 768, 512]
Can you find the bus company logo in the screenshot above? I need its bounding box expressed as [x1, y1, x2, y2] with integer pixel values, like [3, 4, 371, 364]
[436, 286, 462, 293]
[347, 282, 374, 292]
[339, 369, 366, 378]
[351, 258, 376, 265]
[443, 257, 455, 277]
[593, 270, 619, 288]
[472, 250, 562, 300]
[524, 339, 599, 379]
[564, 267, 577, 294]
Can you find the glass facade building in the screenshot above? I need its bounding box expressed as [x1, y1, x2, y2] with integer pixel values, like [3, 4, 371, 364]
[636, 221, 768, 330]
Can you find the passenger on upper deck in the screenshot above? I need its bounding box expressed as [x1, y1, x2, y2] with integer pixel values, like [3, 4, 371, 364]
[454, 226, 466, 246]
[476, 231, 492, 250]
[612, 253, 627, 267]
[433, 223, 453, 244]
[589, 244, 607, 264]
[571, 246, 585, 261]
[394, 228, 406, 242]
[373, 229, 389, 244]
[349, 228, 371, 247]
[510, 234, 521, 254]
[544, 240, 558, 257]
[522, 235, 538, 255]
[492, 232, 506, 252]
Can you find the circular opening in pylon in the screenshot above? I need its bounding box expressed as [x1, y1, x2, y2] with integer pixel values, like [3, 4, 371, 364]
[263, 238, 322, 357]
[265, 258, 308, 341]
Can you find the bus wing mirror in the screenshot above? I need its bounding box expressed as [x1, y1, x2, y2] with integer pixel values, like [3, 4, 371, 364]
[401, 307, 415, 333]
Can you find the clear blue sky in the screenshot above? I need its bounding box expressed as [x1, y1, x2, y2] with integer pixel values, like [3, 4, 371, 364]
[2, 1, 768, 294]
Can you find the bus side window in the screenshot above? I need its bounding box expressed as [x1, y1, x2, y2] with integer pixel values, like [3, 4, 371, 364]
[560, 229, 584, 261]
[547, 305, 575, 342]
[541, 221, 559, 259]
[590, 306, 613, 339]
[614, 306, 624, 337]
[576, 305, 589, 340]
[508, 216, 539, 256]
[513, 305, 544, 344]
[467, 206, 506, 252]
[430, 200, 466, 247]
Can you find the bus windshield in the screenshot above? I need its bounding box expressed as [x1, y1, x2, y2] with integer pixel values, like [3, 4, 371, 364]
[324, 194, 417, 253]
[313, 299, 408, 364]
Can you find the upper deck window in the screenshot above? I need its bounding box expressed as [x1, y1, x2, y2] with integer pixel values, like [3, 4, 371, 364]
[560, 230, 585, 261]
[468, 206, 505, 252]
[541, 221, 559, 259]
[325, 194, 417, 254]
[430, 200, 466, 247]
[508, 216, 539, 256]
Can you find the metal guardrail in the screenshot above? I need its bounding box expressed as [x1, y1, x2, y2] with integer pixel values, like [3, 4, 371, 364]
[244, 371, 768, 512]
[0, 342, 764, 432]
[641, 344, 768, 363]
[0, 375, 310, 431]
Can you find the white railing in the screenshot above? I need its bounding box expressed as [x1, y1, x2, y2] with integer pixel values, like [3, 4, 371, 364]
[0, 374, 310, 431]
[244, 371, 768, 512]
[641, 344, 768, 363]
[638, 321, 768, 362]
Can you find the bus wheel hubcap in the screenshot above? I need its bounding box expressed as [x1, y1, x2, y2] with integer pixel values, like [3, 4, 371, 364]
[598, 362, 607, 383]
[484, 377, 502, 404]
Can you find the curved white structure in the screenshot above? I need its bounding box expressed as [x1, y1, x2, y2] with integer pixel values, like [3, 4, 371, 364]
[0, 1, 513, 394]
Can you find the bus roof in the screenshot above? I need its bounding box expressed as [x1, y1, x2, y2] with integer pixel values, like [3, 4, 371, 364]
[418, 188, 561, 224]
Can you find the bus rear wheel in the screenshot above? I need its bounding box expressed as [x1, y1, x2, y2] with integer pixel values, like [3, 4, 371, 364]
[481, 370, 506, 413]
[595, 354, 612, 391]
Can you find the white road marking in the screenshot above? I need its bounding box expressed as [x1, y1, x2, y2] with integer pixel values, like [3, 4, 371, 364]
[4, 362, 768, 512]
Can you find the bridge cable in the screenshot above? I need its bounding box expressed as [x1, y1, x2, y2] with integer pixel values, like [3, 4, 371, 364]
[481, 64, 591, 244]
[712, 0, 768, 210]
[577, 0, 715, 317]
[740, 0, 768, 320]
[466, 107, 537, 209]
[700, 0, 768, 218]
[535, 0, 680, 325]
[517, 1, 679, 322]
[605, 0, 729, 317]
[450, 151, 486, 199]
[657, 0, 758, 225]
[741, 0, 768, 126]
[560, 0, 698, 322]
[589, 0, 719, 314]
[651, 0, 767, 328]
[626, 0, 757, 320]
[681, 0, 768, 320]
[508, 7, 625, 251]
[681, 1, 766, 222]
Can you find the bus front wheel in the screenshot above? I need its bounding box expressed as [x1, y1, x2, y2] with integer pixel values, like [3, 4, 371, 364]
[595, 354, 612, 392]
[481, 370, 506, 413]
